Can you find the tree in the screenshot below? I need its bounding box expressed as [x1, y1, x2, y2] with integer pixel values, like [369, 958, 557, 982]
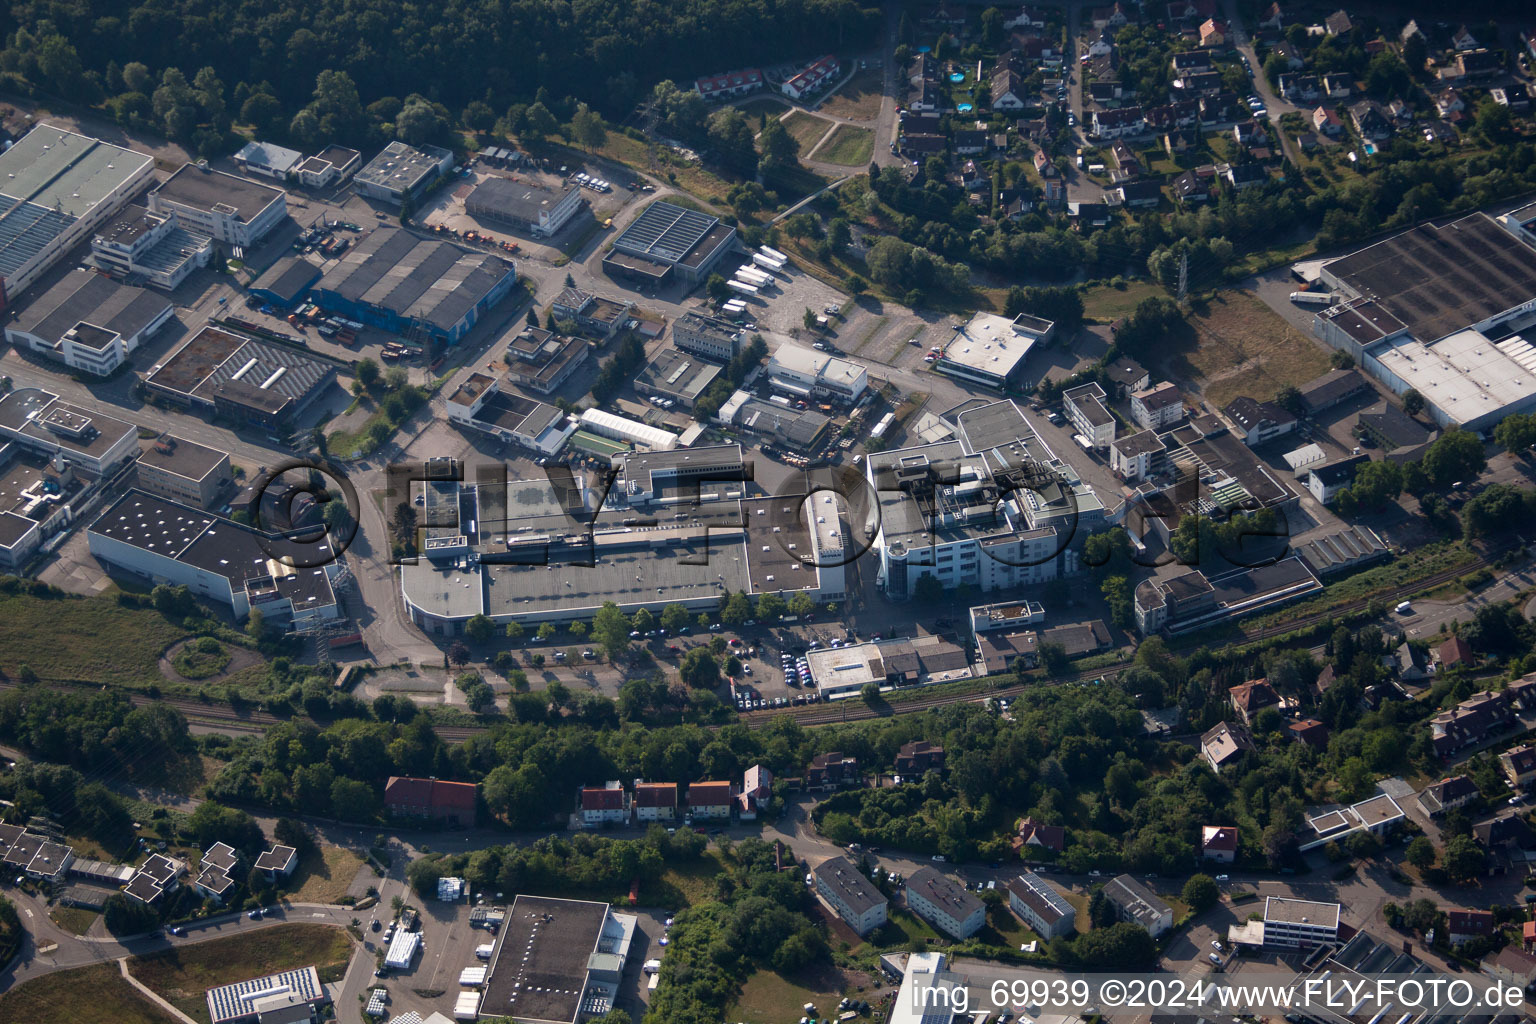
[803, 307, 818, 330]
[122, 61, 151, 93]
[1476, 97, 1514, 143]
[1441, 834, 1485, 883]
[103, 892, 158, 935]
[465, 614, 494, 644]
[679, 648, 720, 688]
[311, 69, 364, 140]
[355, 358, 381, 391]
[861, 681, 881, 702]
[1402, 32, 1428, 76]
[720, 592, 753, 626]
[1402, 389, 1425, 417]
[787, 591, 816, 618]
[758, 118, 800, 171]
[245, 608, 267, 643]
[911, 574, 944, 604]
[462, 100, 496, 133]
[321, 497, 353, 534]
[1405, 836, 1436, 870]
[571, 102, 607, 150]
[592, 601, 632, 660]
[660, 604, 689, 632]
[1420, 429, 1486, 490]
[633, 608, 656, 633]
[1182, 874, 1219, 913]
[396, 94, 445, 144]
[505, 621, 525, 642]
[1039, 641, 1070, 677]
[706, 108, 758, 177]
[1493, 413, 1536, 455]
[756, 593, 786, 621]
[1076, 922, 1157, 968]
[522, 101, 559, 144]
[448, 641, 471, 668]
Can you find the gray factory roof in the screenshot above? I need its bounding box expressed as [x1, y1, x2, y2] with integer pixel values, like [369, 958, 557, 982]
[612, 200, 720, 265]
[1325, 213, 1536, 343]
[0, 125, 152, 279]
[10, 269, 171, 344]
[250, 255, 322, 305]
[355, 141, 450, 195]
[467, 178, 578, 222]
[137, 434, 227, 482]
[146, 325, 333, 408]
[206, 966, 324, 1024]
[634, 348, 723, 403]
[482, 897, 609, 1024]
[0, 386, 135, 461]
[152, 163, 285, 223]
[315, 227, 511, 333]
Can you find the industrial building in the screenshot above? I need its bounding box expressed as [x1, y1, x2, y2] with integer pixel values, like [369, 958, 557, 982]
[134, 433, 233, 509]
[233, 141, 303, 180]
[310, 227, 516, 343]
[634, 349, 723, 410]
[1134, 558, 1322, 635]
[501, 325, 590, 394]
[90, 207, 214, 290]
[578, 408, 678, 451]
[446, 372, 576, 455]
[805, 635, 975, 699]
[935, 311, 1054, 390]
[867, 400, 1106, 599]
[207, 966, 330, 1024]
[149, 163, 288, 249]
[248, 256, 323, 309]
[5, 269, 175, 376]
[905, 866, 985, 939]
[354, 141, 455, 205]
[143, 325, 337, 429]
[480, 896, 637, 1024]
[87, 489, 345, 626]
[603, 200, 736, 286]
[0, 124, 156, 305]
[550, 287, 633, 339]
[466, 178, 583, 237]
[296, 145, 362, 189]
[0, 386, 139, 475]
[766, 344, 868, 403]
[717, 389, 831, 449]
[672, 310, 747, 361]
[813, 855, 888, 935]
[1311, 212, 1536, 432]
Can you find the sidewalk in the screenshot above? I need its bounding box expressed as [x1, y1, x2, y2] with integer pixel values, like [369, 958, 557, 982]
[119, 958, 199, 1024]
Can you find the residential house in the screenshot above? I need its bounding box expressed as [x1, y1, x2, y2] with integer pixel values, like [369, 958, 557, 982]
[1454, 49, 1502, 81]
[999, 187, 1034, 221]
[1131, 381, 1184, 430]
[1110, 140, 1142, 177]
[1111, 429, 1163, 482]
[1348, 100, 1392, 140]
[1017, 817, 1066, 854]
[1400, 19, 1424, 45]
[1435, 87, 1466, 118]
[1004, 5, 1048, 31]
[1223, 396, 1297, 444]
[1180, 70, 1225, 95]
[1117, 180, 1162, 208]
[902, 133, 947, 157]
[384, 777, 478, 826]
[1071, 201, 1111, 229]
[1201, 721, 1253, 771]
[1166, 0, 1217, 24]
[1088, 28, 1116, 59]
[907, 867, 986, 939]
[1033, 148, 1058, 178]
[1271, 41, 1305, 70]
[1006, 870, 1077, 939]
[1386, 641, 1429, 682]
[1491, 84, 1532, 112]
[688, 780, 735, 820]
[1501, 744, 1536, 790]
[1091, 106, 1147, 139]
[1174, 170, 1210, 203]
[1281, 74, 1321, 102]
[1201, 825, 1238, 863]
[1437, 636, 1476, 671]
[1199, 18, 1227, 47]
[807, 751, 860, 790]
[1416, 775, 1480, 817]
[1091, 2, 1130, 29]
[1163, 129, 1199, 155]
[579, 781, 628, 827]
[194, 841, 239, 903]
[1105, 358, 1151, 397]
[1307, 454, 1369, 504]
[1259, 3, 1284, 30]
[1090, 80, 1125, 104]
[782, 55, 839, 99]
[739, 765, 772, 819]
[992, 68, 1028, 112]
[632, 781, 678, 822]
[1448, 909, 1495, 945]
[954, 130, 988, 155]
[1324, 10, 1353, 36]
[1200, 93, 1239, 123]
[896, 740, 946, 775]
[1104, 874, 1173, 937]
[1234, 119, 1266, 146]
[1475, 812, 1534, 851]
[1230, 679, 1280, 727]
[254, 844, 297, 880]
[1313, 106, 1345, 136]
[1289, 718, 1330, 748]
[1483, 947, 1536, 990]
[1451, 25, 1479, 51]
[1296, 131, 1319, 151]
[1523, 28, 1536, 63]
[1429, 689, 1514, 759]
[1322, 73, 1353, 99]
[1065, 382, 1116, 448]
[1171, 51, 1213, 74]
[126, 853, 185, 904]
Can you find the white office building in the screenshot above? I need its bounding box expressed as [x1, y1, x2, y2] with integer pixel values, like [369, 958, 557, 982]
[1064, 381, 1116, 448]
[148, 163, 287, 249]
[1260, 896, 1341, 949]
[767, 344, 868, 403]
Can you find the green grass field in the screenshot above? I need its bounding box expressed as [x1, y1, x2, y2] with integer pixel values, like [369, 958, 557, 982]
[129, 924, 354, 1023]
[729, 963, 851, 1024]
[0, 590, 187, 687]
[817, 124, 875, 166]
[1081, 280, 1166, 321]
[0, 963, 178, 1024]
[780, 111, 834, 153]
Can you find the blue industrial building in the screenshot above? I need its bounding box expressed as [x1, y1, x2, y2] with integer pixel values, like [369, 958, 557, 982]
[309, 228, 516, 343]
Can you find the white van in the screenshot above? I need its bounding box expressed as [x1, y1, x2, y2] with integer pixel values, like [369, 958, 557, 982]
[1395, 601, 1412, 614]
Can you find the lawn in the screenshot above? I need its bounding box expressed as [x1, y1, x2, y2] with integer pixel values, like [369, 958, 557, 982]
[0, 590, 187, 688]
[129, 924, 354, 1023]
[975, 902, 1038, 948]
[655, 852, 726, 907]
[780, 111, 835, 154]
[817, 124, 875, 167]
[1081, 279, 1166, 322]
[736, 96, 791, 120]
[583, 133, 734, 206]
[286, 844, 367, 905]
[729, 962, 852, 1024]
[49, 905, 100, 935]
[818, 69, 886, 120]
[0, 963, 178, 1024]
[1167, 290, 1332, 410]
[865, 907, 943, 949]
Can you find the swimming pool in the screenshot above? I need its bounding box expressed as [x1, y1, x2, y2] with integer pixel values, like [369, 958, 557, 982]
[949, 72, 965, 83]
[956, 103, 973, 112]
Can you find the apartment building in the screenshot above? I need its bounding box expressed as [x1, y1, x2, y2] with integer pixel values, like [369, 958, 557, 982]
[813, 855, 888, 935]
[906, 867, 986, 939]
[1005, 870, 1076, 940]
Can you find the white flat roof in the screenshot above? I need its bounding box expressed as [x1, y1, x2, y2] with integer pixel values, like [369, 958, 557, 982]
[940, 311, 1044, 378]
[1373, 328, 1536, 424]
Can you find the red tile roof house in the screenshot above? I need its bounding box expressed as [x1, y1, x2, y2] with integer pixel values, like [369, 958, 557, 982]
[1201, 825, 1238, 863]
[739, 765, 773, 820]
[1437, 635, 1475, 670]
[1016, 817, 1066, 854]
[1448, 908, 1495, 945]
[688, 780, 736, 820]
[384, 776, 478, 826]
[632, 781, 678, 823]
[578, 780, 628, 827]
[1229, 679, 1280, 727]
[1288, 718, 1329, 748]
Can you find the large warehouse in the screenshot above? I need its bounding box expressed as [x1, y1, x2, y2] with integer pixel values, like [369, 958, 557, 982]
[88, 490, 344, 626]
[310, 227, 516, 343]
[603, 200, 736, 286]
[5, 269, 175, 376]
[466, 178, 583, 238]
[1312, 212, 1536, 432]
[0, 124, 155, 305]
[480, 896, 636, 1024]
[143, 324, 337, 429]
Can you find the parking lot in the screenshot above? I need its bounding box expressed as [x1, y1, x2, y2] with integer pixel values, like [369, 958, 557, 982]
[365, 897, 493, 1020]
